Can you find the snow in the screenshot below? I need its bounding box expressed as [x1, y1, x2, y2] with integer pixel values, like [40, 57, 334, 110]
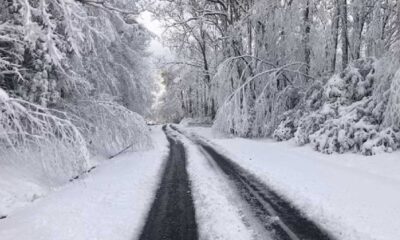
[0, 163, 52, 217]
[0, 88, 8, 101]
[2, 123, 399, 240]
[179, 117, 213, 127]
[0, 126, 168, 240]
[186, 126, 400, 240]
[171, 130, 269, 240]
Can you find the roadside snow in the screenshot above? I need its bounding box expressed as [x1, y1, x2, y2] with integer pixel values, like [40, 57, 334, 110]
[0, 164, 50, 217]
[0, 126, 168, 240]
[186, 126, 400, 240]
[0, 153, 108, 217]
[169, 129, 269, 240]
[0, 88, 8, 101]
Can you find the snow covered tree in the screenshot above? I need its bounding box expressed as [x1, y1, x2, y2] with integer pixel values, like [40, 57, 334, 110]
[153, 0, 400, 155]
[0, 0, 155, 183]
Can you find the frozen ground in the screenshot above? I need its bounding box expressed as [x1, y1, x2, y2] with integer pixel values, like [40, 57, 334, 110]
[185, 126, 400, 240]
[0, 126, 168, 240]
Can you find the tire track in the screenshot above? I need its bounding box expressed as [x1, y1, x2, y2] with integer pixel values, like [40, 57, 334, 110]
[138, 126, 198, 240]
[171, 125, 334, 240]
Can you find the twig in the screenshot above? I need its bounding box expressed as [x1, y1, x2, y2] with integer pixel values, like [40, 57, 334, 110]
[109, 144, 133, 159]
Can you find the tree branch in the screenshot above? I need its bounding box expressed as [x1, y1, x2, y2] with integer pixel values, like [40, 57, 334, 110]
[78, 0, 138, 15]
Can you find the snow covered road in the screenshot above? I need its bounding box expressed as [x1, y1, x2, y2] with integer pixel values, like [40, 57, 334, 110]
[184, 126, 400, 240]
[171, 125, 333, 240]
[2, 124, 399, 240]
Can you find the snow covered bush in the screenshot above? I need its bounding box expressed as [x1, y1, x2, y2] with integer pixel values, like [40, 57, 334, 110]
[273, 111, 298, 141]
[273, 80, 327, 143]
[274, 58, 400, 155]
[307, 58, 400, 155]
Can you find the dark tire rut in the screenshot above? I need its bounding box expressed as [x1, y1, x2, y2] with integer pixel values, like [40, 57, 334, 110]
[138, 126, 198, 240]
[170, 125, 334, 240]
[200, 144, 333, 240]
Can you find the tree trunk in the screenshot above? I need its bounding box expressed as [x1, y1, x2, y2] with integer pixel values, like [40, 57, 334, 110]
[341, 0, 349, 70]
[331, 0, 340, 73]
[303, 0, 311, 77]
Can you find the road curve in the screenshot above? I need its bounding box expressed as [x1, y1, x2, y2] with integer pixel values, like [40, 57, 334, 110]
[138, 126, 198, 240]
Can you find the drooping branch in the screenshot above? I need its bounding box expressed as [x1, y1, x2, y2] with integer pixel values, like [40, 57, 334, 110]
[77, 0, 138, 15]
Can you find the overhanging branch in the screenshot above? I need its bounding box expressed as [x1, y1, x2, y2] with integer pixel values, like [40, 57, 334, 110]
[77, 0, 138, 15]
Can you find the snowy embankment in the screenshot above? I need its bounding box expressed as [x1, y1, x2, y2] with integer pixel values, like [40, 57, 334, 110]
[0, 126, 168, 240]
[187, 127, 400, 240]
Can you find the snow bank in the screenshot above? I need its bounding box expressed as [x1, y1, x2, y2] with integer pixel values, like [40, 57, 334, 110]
[188, 127, 400, 240]
[0, 165, 48, 217]
[0, 126, 168, 240]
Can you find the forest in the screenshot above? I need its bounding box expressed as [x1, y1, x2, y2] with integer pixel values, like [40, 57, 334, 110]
[1, 0, 400, 187]
[154, 0, 400, 155]
[1, 1, 400, 240]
